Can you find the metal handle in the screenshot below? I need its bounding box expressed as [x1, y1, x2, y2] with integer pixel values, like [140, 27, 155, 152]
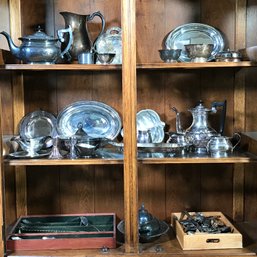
[87, 11, 106, 47]
[57, 25, 73, 59]
[211, 100, 227, 135]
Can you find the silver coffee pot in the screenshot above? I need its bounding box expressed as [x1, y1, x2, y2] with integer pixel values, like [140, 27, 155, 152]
[172, 100, 226, 153]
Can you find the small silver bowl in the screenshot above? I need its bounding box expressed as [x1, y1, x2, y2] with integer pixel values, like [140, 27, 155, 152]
[75, 138, 107, 158]
[96, 53, 116, 64]
[159, 49, 182, 63]
[184, 44, 214, 62]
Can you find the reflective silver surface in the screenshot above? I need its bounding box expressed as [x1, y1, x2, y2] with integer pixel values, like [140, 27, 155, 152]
[95, 27, 122, 64]
[19, 110, 57, 140]
[57, 101, 122, 140]
[165, 23, 225, 62]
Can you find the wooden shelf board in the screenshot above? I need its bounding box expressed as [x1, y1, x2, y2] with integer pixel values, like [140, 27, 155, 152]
[5, 158, 123, 166]
[137, 61, 257, 69]
[1, 61, 257, 71]
[4, 152, 257, 166]
[1, 64, 122, 71]
[139, 154, 257, 164]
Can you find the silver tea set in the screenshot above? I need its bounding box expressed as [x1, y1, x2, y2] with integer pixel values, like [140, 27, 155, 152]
[168, 100, 241, 156]
[0, 11, 111, 64]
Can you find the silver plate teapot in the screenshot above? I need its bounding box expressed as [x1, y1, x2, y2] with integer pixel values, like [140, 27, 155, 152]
[171, 100, 227, 153]
[0, 26, 73, 64]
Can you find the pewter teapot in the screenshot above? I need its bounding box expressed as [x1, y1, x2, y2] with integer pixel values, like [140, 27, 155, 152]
[171, 100, 227, 153]
[0, 26, 73, 64]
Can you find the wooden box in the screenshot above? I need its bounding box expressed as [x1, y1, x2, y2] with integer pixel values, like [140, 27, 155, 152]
[171, 212, 242, 250]
[6, 213, 116, 251]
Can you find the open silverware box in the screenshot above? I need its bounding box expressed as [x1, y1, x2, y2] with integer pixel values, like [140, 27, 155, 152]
[6, 213, 116, 251]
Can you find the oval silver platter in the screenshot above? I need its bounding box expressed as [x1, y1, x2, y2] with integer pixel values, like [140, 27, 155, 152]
[165, 23, 225, 62]
[57, 101, 122, 140]
[95, 27, 122, 64]
[19, 110, 57, 140]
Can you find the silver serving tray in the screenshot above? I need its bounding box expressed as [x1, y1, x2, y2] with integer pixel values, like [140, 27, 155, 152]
[19, 110, 57, 140]
[9, 149, 51, 159]
[165, 23, 225, 62]
[57, 101, 122, 140]
[109, 141, 190, 153]
[95, 27, 122, 64]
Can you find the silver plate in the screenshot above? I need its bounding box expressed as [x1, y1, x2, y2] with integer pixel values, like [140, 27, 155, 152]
[9, 149, 51, 159]
[165, 23, 225, 62]
[57, 101, 122, 140]
[19, 110, 57, 140]
[95, 27, 122, 64]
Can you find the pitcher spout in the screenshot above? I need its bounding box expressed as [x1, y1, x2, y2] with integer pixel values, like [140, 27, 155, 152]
[0, 31, 21, 59]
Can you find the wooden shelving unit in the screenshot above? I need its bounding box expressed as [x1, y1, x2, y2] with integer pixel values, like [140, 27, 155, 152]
[1, 0, 257, 257]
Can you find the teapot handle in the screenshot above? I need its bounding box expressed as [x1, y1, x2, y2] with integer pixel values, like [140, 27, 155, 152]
[87, 11, 106, 47]
[57, 25, 73, 60]
[211, 100, 227, 135]
[231, 132, 241, 151]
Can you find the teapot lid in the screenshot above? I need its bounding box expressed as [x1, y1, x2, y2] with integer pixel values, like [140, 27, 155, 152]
[19, 26, 57, 41]
[189, 100, 211, 113]
[138, 203, 153, 225]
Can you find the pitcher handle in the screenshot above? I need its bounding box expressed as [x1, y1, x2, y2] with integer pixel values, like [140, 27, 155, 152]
[87, 11, 106, 47]
[211, 100, 227, 135]
[57, 25, 73, 59]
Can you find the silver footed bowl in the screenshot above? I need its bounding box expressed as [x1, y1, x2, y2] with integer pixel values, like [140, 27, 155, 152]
[96, 53, 116, 64]
[184, 43, 214, 62]
[159, 49, 181, 63]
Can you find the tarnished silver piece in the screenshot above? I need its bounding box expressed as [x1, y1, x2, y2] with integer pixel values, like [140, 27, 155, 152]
[60, 11, 105, 61]
[179, 212, 232, 234]
[48, 136, 63, 159]
[0, 26, 73, 64]
[101, 246, 110, 253]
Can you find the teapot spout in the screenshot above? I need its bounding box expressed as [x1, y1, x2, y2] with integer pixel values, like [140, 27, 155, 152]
[171, 107, 184, 134]
[0, 31, 21, 59]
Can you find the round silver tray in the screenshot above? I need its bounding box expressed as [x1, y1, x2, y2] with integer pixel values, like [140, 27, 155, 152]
[165, 23, 225, 62]
[57, 101, 122, 140]
[19, 110, 57, 140]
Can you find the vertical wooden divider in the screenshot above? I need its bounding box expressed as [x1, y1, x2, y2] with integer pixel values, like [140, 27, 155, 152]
[233, 0, 246, 222]
[0, 87, 5, 255]
[9, 0, 27, 217]
[122, 0, 138, 253]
